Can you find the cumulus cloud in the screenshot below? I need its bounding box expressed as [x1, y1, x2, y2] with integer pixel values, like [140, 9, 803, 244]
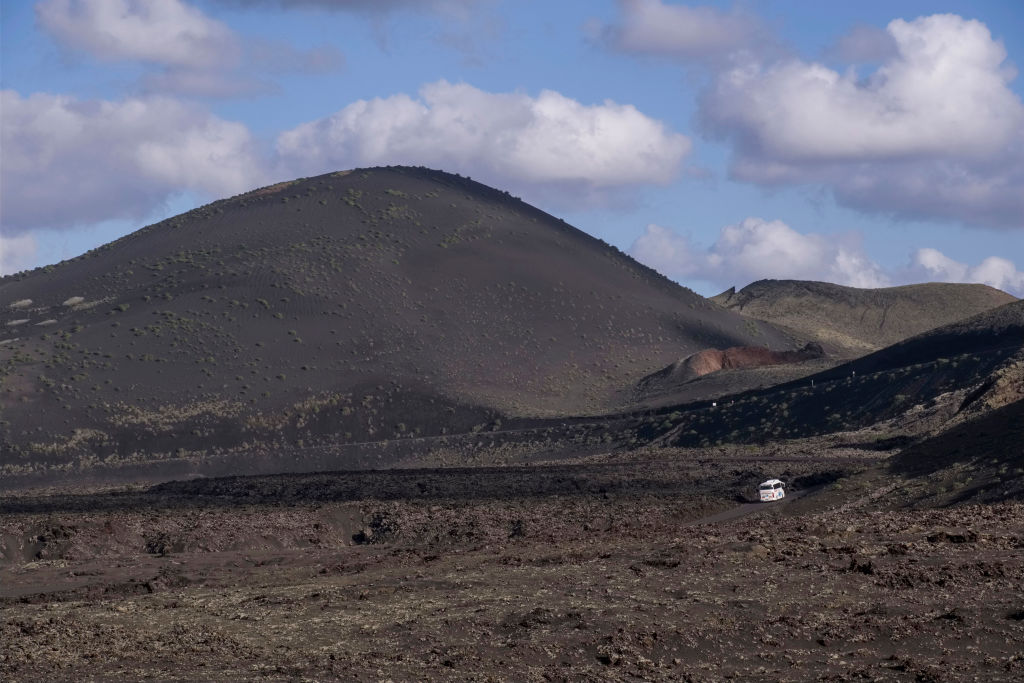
[631, 220, 1024, 296]
[0, 234, 38, 276]
[0, 90, 266, 233]
[699, 14, 1024, 228]
[912, 248, 1024, 294]
[36, 0, 342, 97]
[275, 80, 691, 200]
[704, 16, 1020, 162]
[595, 0, 771, 63]
[37, 0, 237, 69]
[629, 218, 890, 289]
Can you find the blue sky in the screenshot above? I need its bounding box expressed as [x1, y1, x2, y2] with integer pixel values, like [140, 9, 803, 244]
[2, 0, 1023, 295]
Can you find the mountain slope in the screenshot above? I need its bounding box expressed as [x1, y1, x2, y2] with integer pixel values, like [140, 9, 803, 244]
[650, 299, 1024, 448]
[887, 397, 1024, 505]
[711, 280, 1016, 356]
[0, 166, 794, 478]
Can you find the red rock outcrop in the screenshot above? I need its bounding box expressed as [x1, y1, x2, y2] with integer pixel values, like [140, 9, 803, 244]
[639, 342, 824, 394]
[683, 343, 824, 378]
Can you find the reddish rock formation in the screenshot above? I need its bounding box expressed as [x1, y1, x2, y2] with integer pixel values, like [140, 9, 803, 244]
[683, 343, 824, 378]
[639, 342, 824, 394]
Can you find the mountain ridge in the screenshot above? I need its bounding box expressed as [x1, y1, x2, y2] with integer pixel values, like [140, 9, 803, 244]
[711, 279, 1016, 355]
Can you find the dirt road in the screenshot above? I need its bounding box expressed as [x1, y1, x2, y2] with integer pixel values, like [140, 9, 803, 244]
[688, 485, 815, 525]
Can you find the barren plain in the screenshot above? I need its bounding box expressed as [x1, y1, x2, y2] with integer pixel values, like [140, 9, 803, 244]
[3, 440, 1023, 681]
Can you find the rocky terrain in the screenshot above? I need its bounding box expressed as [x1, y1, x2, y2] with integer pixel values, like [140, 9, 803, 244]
[2, 443, 1022, 681]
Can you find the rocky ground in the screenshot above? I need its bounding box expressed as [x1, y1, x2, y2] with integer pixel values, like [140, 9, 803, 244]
[2, 446, 1022, 681]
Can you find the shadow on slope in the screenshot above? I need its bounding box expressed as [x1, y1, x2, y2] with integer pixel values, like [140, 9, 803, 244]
[645, 300, 1024, 448]
[888, 398, 1024, 505]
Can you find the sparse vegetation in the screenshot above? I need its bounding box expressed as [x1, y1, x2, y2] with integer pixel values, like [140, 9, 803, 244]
[1, 166, 1020, 500]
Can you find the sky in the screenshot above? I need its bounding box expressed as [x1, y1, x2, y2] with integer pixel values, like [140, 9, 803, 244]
[2, 0, 1023, 296]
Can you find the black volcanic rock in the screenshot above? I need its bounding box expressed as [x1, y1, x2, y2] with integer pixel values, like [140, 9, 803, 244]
[0, 166, 794, 478]
[889, 396, 1024, 504]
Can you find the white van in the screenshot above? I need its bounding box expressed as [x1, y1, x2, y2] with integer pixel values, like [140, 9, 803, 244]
[758, 479, 786, 502]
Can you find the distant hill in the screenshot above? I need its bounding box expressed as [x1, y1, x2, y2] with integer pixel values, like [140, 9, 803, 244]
[651, 299, 1024, 448]
[711, 280, 1016, 356]
[0, 166, 794, 480]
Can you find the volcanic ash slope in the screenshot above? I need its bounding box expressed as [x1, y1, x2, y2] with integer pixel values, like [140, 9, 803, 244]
[0, 166, 794, 478]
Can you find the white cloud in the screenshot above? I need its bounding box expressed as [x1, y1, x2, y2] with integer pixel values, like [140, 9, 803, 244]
[37, 0, 239, 69]
[36, 0, 343, 97]
[629, 218, 890, 289]
[0, 234, 38, 276]
[0, 90, 266, 233]
[913, 247, 968, 282]
[831, 247, 890, 289]
[912, 248, 1024, 294]
[705, 15, 1020, 161]
[275, 80, 691, 199]
[596, 0, 770, 63]
[699, 14, 1024, 228]
[631, 220, 1023, 296]
[629, 224, 704, 277]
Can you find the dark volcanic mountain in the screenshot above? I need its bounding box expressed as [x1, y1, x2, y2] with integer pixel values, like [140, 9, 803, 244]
[1, 166, 794, 480]
[711, 280, 1016, 356]
[650, 298, 1024, 448]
